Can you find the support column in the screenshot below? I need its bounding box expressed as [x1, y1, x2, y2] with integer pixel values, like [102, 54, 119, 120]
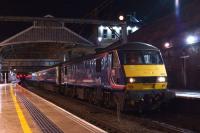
[64, 54, 66, 62]
[121, 23, 127, 44]
[4, 72, 7, 84]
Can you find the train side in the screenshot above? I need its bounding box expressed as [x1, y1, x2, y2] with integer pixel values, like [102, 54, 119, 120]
[31, 67, 59, 84]
[29, 42, 174, 111]
[61, 51, 125, 90]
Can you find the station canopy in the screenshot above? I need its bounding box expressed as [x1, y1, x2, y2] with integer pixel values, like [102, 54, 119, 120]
[0, 15, 95, 73]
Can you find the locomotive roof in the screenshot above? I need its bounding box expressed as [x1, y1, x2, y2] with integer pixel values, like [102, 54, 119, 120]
[99, 42, 159, 52]
[52, 42, 160, 67]
[117, 42, 159, 51]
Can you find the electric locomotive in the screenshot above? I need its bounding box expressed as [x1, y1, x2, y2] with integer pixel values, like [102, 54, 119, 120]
[31, 42, 174, 111]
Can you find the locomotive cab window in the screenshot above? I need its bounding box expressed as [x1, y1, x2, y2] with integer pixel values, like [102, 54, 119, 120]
[119, 50, 163, 65]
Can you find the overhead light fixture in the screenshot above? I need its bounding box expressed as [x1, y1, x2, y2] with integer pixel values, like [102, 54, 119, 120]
[164, 42, 172, 49]
[186, 35, 198, 45]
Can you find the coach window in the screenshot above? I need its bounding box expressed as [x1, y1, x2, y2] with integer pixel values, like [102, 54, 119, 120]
[96, 58, 102, 72]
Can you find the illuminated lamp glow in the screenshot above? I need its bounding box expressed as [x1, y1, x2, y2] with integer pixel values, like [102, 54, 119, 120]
[164, 42, 171, 48]
[186, 35, 198, 45]
[32, 73, 36, 76]
[129, 78, 136, 83]
[98, 37, 102, 42]
[175, 0, 179, 7]
[175, 0, 180, 16]
[157, 77, 166, 82]
[119, 15, 124, 21]
[132, 26, 139, 32]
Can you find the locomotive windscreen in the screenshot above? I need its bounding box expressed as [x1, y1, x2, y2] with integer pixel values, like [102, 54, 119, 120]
[119, 50, 163, 65]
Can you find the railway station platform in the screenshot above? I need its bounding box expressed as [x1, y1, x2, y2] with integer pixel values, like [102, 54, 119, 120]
[0, 84, 106, 133]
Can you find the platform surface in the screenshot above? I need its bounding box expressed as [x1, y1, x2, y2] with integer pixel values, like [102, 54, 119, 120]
[0, 84, 106, 133]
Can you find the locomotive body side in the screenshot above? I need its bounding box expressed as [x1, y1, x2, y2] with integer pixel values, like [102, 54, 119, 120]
[61, 52, 125, 90]
[31, 67, 59, 84]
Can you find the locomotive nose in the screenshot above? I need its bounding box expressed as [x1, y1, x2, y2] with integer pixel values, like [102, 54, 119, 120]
[123, 65, 167, 77]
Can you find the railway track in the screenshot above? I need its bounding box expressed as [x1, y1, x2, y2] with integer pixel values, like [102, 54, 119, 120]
[21, 82, 195, 133]
[71, 99, 194, 133]
[56, 93, 194, 133]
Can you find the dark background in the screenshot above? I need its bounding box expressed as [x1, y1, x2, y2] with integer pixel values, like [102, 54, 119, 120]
[0, 0, 190, 20]
[0, 0, 190, 40]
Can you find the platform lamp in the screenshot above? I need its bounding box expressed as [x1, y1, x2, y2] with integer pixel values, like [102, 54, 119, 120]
[185, 35, 198, 45]
[118, 15, 124, 21]
[118, 15, 127, 44]
[164, 42, 172, 49]
[180, 35, 199, 89]
[163, 42, 173, 68]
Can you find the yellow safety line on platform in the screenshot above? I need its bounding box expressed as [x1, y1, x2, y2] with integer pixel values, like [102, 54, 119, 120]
[10, 85, 32, 133]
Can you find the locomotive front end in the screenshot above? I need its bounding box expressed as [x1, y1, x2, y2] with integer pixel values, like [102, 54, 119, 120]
[117, 45, 173, 109]
[118, 49, 168, 90]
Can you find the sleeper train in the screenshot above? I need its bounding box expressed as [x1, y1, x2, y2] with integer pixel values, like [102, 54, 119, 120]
[30, 42, 174, 111]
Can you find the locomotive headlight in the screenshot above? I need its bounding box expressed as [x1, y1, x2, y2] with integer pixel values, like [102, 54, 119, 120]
[157, 77, 166, 82]
[129, 78, 136, 83]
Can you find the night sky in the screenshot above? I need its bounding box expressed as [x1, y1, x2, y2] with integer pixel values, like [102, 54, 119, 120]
[0, 0, 189, 20]
[0, 0, 191, 40]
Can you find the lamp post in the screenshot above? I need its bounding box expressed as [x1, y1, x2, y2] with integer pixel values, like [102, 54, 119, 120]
[121, 23, 127, 44]
[180, 55, 189, 89]
[118, 15, 127, 44]
[164, 42, 172, 49]
[180, 35, 199, 89]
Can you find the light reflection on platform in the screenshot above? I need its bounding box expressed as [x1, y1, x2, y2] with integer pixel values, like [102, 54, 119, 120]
[175, 91, 200, 99]
[0, 84, 9, 113]
[0, 85, 2, 113]
[0, 84, 16, 113]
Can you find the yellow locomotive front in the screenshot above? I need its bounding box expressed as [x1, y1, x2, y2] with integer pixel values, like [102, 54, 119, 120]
[115, 42, 173, 110]
[122, 51, 167, 91]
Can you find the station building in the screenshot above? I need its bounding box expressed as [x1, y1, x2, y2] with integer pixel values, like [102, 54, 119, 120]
[96, 14, 142, 47]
